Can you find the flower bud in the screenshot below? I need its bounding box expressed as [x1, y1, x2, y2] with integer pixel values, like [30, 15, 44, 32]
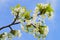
[39, 26, 49, 36]
[10, 30, 16, 36]
[0, 32, 7, 39]
[10, 30, 21, 37]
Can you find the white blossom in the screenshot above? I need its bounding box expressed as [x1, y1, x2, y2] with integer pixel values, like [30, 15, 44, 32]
[0, 32, 8, 40]
[34, 7, 39, 13]
[17, 30, 21, 37]
[2, 32, 7, 38]
[11, 11, 17, 16]
[33, 13, 37, 22]
[10, 30, 21, 37]
[49, 12, 54, 19]
[44, 26, 49, 35]
[26, 20, 32, 25]
[21, 25, 24, 31]
[42, 26, 49, 36]
[20, 7, 26, 13]
[14, 7, 20, 12]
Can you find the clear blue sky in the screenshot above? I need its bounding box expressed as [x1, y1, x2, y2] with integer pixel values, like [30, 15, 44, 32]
[0, 0, 60, 40]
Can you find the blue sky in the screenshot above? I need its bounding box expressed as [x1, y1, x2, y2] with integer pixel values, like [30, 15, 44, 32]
[0, 0, 60, 40]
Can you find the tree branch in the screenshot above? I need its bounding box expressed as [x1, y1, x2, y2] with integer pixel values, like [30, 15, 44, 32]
[0, 22, 20, 30]
[0, 12, 20, 30]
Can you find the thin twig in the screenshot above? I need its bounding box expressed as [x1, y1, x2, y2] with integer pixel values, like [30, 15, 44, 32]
[31, 24, 36, 28]
[9, 27, 13, 30]
[12, 12, 19, 24]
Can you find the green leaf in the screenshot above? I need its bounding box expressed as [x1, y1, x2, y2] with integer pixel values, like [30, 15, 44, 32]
[15, 4, 20, 8]
[46, 4, 54, 12]
[23, 11, 31, 20]
[11, 4, 20, 11]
